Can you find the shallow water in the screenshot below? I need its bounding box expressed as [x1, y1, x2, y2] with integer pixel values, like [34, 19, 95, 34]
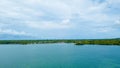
[0, 43, 120, 68]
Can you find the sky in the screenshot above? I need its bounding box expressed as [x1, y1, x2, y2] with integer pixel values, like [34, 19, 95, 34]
[0, 0, 120, 39]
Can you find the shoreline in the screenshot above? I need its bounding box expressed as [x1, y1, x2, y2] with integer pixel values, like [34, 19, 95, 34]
[0, 39, 120, 45]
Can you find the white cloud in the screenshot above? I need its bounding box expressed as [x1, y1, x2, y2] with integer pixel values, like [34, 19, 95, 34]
[94, 27, 115, 33]
[0, 0, 44, 20]
[0, 0, 119, 24]
[21, 0, 73, 19]
[25, 19, 74, 29]
[0, 29, 30, 36]
[0, 0, 120, 39]
[115, 18, 120, 25]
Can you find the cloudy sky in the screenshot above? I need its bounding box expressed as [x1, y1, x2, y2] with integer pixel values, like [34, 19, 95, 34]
[0, 0, 120, 39]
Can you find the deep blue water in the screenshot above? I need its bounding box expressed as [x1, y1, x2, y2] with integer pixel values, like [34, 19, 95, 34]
[0, 43, 120, 68]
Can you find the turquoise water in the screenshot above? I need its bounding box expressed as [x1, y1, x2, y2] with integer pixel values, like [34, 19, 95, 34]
[0, 43, 120, 68]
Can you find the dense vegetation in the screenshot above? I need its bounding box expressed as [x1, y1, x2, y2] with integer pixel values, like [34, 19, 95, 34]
[0, 39, 120, 45]
[75, 39, 120, 45]
[0, 40, 76, 45]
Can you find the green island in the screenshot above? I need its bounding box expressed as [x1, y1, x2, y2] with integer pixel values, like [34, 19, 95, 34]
[0, 38, 120, 45]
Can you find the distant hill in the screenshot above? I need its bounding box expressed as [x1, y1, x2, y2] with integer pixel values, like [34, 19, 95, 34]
[115, 38, 120, 39]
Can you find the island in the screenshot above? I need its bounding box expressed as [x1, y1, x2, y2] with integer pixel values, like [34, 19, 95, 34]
[0, 38, 120, 45]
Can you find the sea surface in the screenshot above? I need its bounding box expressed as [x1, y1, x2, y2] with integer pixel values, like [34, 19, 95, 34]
[0, 43, 120, 68]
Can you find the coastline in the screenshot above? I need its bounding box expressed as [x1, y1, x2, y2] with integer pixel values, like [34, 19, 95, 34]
[0, 39, 120, 45]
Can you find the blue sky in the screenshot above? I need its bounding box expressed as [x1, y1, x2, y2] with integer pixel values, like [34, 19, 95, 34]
[0, 0, 120, 39]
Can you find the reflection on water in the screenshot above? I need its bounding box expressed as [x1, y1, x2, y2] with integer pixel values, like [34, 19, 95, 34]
[0, 43, 120, 68]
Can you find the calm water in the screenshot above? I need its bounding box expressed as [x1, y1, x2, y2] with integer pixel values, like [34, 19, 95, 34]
[0, 43, 120, 68]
